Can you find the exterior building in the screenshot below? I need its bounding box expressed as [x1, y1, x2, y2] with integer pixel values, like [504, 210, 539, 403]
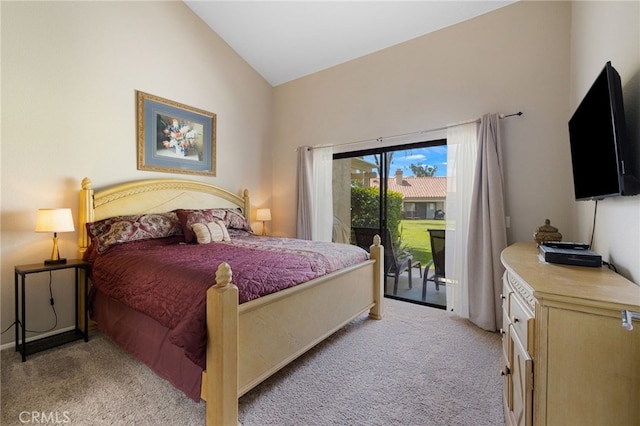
[372, 170, 446, 220]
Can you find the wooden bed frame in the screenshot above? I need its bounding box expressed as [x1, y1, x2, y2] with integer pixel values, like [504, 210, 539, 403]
[77, 177, 384, 426]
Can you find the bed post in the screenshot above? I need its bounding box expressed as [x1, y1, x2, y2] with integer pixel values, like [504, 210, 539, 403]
[78, 177, 94, 259]
[205, 262, 239, 426]
[77, 177, 95, 335]
[242, 189, 250, 220]
[368, 234, 384, 320]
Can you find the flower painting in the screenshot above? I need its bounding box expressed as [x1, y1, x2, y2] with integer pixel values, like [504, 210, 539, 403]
[137, 91, 216, 176]
[159, 116, 202, 159]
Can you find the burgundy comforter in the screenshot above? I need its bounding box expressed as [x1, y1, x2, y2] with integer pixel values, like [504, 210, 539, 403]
[88, 232, 369, 369]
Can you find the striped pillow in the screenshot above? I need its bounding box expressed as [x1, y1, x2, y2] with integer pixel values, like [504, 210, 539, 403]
[191, 220, 231, 244]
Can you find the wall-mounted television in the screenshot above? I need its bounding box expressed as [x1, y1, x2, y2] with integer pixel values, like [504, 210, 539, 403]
[568, 61, 640, 201]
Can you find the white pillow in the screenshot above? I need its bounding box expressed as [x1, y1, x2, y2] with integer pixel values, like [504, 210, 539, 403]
[191, 220, 231, 244]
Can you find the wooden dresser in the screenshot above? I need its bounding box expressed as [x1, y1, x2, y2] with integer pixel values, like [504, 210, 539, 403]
[500, 242, 640, 426]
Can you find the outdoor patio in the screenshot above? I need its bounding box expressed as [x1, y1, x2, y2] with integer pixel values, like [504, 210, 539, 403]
[385, 268, 446, 308]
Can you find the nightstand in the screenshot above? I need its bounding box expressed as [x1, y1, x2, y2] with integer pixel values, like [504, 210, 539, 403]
[14, 259, 89, 361]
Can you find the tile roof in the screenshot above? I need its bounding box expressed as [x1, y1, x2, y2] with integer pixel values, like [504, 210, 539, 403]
[370, 176, 446, 200]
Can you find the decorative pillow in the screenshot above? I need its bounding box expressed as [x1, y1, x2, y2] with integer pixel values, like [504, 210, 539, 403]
[175, 209, 216, 243]
[176, 208, 252, 243]
[211, 208, 253, 232]
[86, 212, 183, 253]
[191, 220, 231, 244]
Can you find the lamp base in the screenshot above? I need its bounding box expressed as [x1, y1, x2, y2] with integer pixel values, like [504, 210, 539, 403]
[45, 258, 67, 265]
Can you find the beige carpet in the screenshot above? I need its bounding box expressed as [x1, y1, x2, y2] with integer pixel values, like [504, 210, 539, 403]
[1, 299, 503, 425]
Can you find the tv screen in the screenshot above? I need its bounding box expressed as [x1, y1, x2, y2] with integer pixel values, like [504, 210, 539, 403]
[568, 61, 639, 201]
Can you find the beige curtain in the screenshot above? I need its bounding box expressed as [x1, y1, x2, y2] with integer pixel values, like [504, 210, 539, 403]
[295, 146, 333, 241]
[467, 113, 508, 331]
[296, 147, 313, 240]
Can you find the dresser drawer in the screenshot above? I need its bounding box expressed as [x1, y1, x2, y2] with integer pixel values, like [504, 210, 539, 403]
[502, 272, 512, 314]
[502, 306, 510, 362]
[509, 293, 533, 351]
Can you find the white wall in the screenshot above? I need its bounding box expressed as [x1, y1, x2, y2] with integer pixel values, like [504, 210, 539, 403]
[570, 1, 640, 283]
[272, 2, 574, 248]
[0, 1, 273, 345]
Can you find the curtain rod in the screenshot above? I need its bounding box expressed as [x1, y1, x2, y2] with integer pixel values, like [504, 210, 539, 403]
[309, 111, 523, 150]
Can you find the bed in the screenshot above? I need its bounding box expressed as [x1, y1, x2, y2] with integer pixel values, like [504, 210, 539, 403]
[77, 177, 384, 426]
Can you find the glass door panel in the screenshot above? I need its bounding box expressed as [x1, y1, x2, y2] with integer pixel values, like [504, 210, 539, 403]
[333, 142, 447, 309]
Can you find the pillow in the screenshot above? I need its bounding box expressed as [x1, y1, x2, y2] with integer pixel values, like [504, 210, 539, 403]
[176, 208, 252, 243]
[191, 220, 231, 244]
[175, 209, 216, 243]
[86, 212, 183, 253]
[211, 208, 253, 232]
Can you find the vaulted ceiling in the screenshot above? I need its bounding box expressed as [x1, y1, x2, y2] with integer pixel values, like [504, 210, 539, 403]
[184, 1, 516, 86]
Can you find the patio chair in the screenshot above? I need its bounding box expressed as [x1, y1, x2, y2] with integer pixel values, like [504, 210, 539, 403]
[353, 227, 421, 295]
[422, 229, 446, 301]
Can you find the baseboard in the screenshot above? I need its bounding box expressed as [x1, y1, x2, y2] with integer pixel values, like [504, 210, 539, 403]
[0, 325, 76, 351]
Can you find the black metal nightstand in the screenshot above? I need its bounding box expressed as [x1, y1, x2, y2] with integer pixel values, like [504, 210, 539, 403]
[14, 259, 89, 361]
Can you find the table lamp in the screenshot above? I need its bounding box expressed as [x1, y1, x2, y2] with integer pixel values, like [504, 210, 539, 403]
[256, 208, 271, 236]
[35, 208, 75, 264]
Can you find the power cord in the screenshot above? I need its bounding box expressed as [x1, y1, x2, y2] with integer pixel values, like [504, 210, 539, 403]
[589, 199, 598, 249]
[1, 321, 16, 335]
[602, 261, 618, 273]
[0, 271, 58, 335]
[590, 201, 621, 273]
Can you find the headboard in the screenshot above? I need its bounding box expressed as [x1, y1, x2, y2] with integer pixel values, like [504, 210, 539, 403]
[78, 177, 250, 258]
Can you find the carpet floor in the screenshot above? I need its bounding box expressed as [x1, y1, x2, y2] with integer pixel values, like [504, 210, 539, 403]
[1, 299, 503, 425]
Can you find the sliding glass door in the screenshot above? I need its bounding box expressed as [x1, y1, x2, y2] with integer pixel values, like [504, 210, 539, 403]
[332, 141, 447, 308]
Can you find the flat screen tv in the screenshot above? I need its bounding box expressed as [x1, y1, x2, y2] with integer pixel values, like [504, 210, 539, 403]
[568, 61, 640, 201]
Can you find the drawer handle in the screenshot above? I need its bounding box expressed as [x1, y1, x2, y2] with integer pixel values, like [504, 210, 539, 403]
[500, 294, 506, 300]
[512, 316, 520, 323]
[499, 328, 505, 336]
[500, 366, 510, 376]
[622, 310, 640, 331]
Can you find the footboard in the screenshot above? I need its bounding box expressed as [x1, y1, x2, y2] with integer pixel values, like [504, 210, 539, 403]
[202, 237, 384, 425]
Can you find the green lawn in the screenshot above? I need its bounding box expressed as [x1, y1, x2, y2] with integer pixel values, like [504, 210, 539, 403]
[397, 220, 445, 266]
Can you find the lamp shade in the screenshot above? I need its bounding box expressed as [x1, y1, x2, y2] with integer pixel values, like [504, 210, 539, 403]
[35, 208, 75, 233]
[256, 209, 271, 221]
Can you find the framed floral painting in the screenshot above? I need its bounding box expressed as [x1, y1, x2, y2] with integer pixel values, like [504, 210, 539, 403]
[136, 91, 216, 176]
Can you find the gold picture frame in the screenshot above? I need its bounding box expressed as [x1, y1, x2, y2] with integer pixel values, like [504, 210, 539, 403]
[136, 91, 216, 176]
